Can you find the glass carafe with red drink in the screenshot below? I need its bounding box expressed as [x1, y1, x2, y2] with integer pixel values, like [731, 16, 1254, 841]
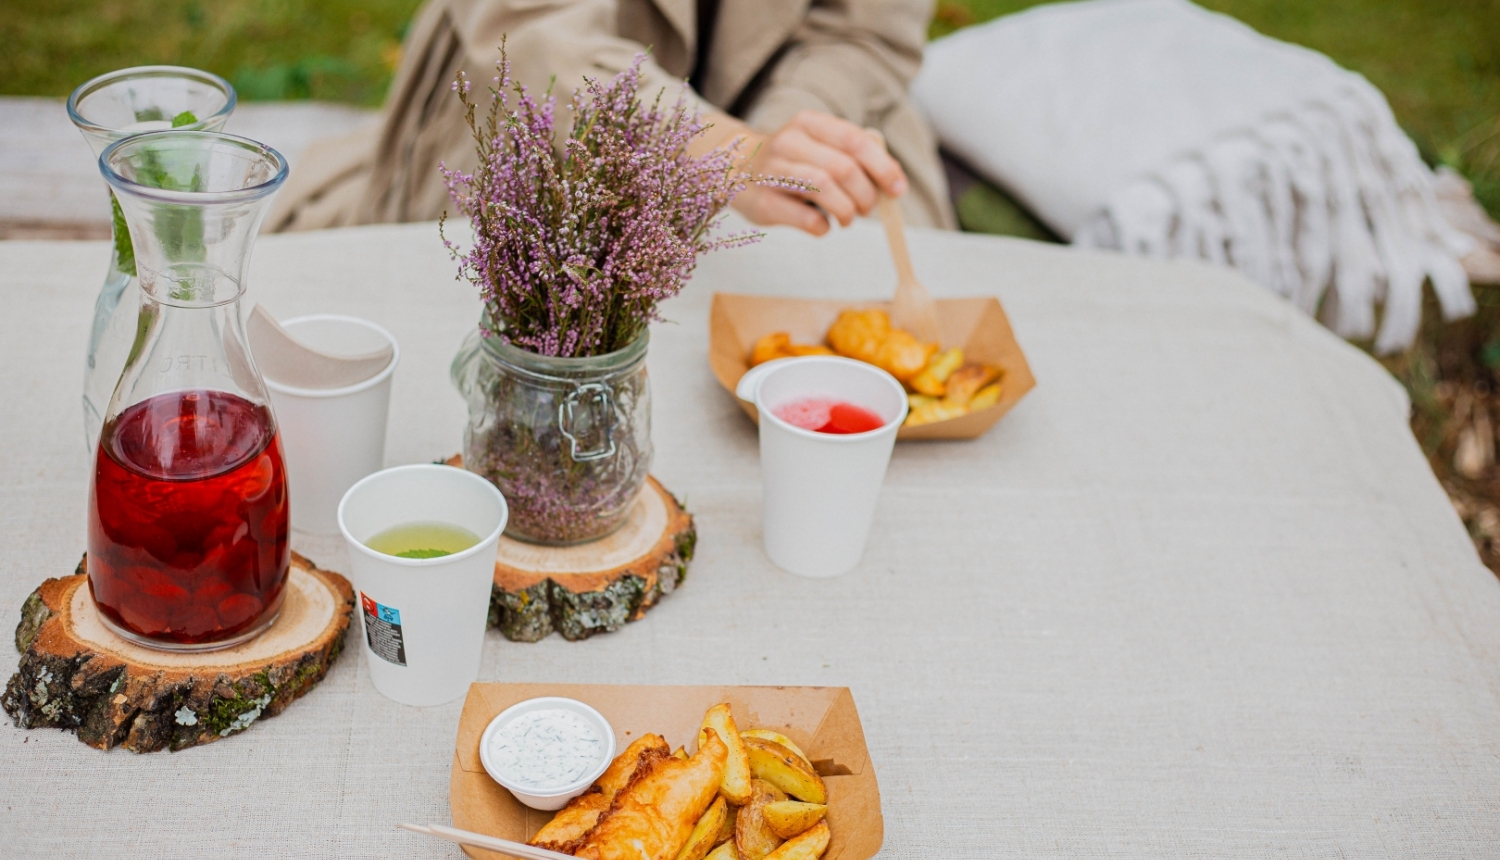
[89, 130, 290, 651]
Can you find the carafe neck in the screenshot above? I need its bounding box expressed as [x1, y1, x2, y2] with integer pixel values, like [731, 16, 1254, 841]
[99, 131, 286, 429]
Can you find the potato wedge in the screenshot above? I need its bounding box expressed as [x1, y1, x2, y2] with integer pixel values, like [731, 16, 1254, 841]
[944, 363, 1003, 407]
[761, 821, 830, 860]
[904, 399, 966, 427]
[716, 804, 739, 845]
[700, 703, 753, 805]
[907, 393, 938, 410]
[739, 730, 809, 764]
[676, 796, 730, 860]
[705, 841, 741, 860]
[734, 779, 787, 860]
[762, 801, 827, 839]
[968, 381, 1002, 411]
[744, 738, 827, 804]
[910, 347, 964, 396]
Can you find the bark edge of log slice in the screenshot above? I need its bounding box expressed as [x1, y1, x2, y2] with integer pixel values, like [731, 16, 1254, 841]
[4, 552, 353, 752]
[444, 458, 696, 643]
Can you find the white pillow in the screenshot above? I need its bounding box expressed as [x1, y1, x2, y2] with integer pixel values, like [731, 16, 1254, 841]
[912, 0, 1473, 352]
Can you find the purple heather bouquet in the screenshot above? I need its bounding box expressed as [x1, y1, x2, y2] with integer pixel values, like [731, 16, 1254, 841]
[441, 51, 799, 358]
[444, 52, 807, 547]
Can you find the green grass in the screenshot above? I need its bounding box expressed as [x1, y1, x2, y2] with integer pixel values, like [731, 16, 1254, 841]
[6, 0, 1494, 210]
[2, 0, 422, 106]
[953, 174, 1061, 242]
[933, 0, 1500, 223]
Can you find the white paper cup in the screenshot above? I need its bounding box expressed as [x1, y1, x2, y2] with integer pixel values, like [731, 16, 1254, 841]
[264, 315, 398, 535]
[337, 464, 507, 706]
[737, 357, 908, 578]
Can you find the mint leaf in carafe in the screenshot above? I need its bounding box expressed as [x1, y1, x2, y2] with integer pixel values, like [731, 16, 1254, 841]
[109, 111, 199, 278]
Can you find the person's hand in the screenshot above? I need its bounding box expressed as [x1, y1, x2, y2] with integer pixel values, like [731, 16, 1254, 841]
[730, 110, 909, 236]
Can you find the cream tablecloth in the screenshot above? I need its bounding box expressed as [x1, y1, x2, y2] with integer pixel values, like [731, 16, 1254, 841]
[2, 221, 1499, 857]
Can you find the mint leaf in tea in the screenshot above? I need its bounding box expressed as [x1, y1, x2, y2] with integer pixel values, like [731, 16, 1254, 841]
[365, 522, 481, 560]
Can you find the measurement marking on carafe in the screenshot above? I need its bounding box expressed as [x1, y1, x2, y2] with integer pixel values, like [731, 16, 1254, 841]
[158, 354, 223, 374]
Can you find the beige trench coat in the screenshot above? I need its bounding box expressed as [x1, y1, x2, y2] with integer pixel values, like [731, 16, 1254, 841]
[265, 0, 956, 233]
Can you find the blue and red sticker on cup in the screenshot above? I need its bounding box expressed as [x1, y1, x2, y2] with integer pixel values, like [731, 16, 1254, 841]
[360, 592, 407, 666]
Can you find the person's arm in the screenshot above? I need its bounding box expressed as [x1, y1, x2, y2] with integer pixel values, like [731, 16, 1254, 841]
[743, 0, 927, 134]
[453, 0, 706, 120]
[718, 0, 930, 234]
[453, 0, 918, 236]
[713, 110, 909, 235]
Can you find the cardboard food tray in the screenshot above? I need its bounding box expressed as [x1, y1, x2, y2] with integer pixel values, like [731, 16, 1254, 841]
[709, 292, 1036, 440]
[450, 683, 882, 860]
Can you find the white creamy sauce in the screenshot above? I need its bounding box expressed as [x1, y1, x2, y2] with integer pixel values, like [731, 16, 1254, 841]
[489, 709, 604, 789]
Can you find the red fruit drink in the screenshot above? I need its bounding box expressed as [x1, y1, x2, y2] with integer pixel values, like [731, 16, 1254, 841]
[773, 398, 887, 434]
[88, 389, 289, 647]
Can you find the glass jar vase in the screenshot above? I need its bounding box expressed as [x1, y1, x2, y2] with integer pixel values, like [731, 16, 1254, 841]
[451, 325, 652, 545]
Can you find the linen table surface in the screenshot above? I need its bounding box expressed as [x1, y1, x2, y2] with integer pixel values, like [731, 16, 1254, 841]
[1, 220, 1498, 858]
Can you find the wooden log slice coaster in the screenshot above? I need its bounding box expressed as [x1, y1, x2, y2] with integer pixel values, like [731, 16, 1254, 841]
[442, 458, 697, 642]
[3, 552, 353, 752]
[471, 466, 696, 643]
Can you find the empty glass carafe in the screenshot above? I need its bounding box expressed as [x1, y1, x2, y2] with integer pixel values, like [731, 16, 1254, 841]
[67, 66, 235, 450]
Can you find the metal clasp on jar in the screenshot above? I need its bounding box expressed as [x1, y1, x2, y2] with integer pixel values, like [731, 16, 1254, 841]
[558, 382, 617, 462]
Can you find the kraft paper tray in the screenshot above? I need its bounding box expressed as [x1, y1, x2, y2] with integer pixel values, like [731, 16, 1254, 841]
[709, 292, 1035, 440]
[450, 683, 883, 860]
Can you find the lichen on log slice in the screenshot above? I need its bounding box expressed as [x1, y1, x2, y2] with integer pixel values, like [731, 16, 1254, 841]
[3, 553, 353, 752]
[486, 475, 696, 642]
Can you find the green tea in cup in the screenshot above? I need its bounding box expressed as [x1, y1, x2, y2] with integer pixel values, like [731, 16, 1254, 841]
[338, 464, 508, 705]
[364, 521, 481, 559]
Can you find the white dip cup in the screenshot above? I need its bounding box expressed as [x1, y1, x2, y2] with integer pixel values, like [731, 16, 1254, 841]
[737, 356, 908, 578]
[337, 464, 507, 706]
[479, 696, 617, 810]
[263, 314, 398, 536]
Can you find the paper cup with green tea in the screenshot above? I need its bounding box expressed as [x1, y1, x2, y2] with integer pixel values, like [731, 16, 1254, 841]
[337, 464, 507, 706]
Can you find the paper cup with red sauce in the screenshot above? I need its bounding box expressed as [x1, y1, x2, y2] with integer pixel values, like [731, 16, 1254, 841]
[736, 356, 907, 577]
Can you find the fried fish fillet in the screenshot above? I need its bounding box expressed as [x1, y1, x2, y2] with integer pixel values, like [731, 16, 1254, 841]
[873, 329, 938, 382]
[826, 309, 889, 365]
[573, 728, 729, 860]
[751, 333, 794, 367]
[531, 734, 671, 853]
[826, 309, 937, 383]
[749, 332, 837, 367]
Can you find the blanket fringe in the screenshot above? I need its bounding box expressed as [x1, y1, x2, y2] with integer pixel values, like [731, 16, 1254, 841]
[1074, 80, 1475, 353]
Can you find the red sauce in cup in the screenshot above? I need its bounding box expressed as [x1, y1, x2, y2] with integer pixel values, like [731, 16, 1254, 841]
[773, 398, 886, 434]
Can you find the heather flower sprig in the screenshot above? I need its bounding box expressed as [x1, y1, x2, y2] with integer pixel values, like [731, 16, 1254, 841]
[440, 50, 811, 358]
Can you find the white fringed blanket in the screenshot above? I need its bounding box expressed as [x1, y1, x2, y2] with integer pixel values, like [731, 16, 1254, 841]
[912, 0, 1475, 352]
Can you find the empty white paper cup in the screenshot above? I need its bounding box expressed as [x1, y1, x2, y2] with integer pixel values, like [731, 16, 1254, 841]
[337, 464, 507, 707]
[263, 315, 398, 535]
[737, 356, 908, 578]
